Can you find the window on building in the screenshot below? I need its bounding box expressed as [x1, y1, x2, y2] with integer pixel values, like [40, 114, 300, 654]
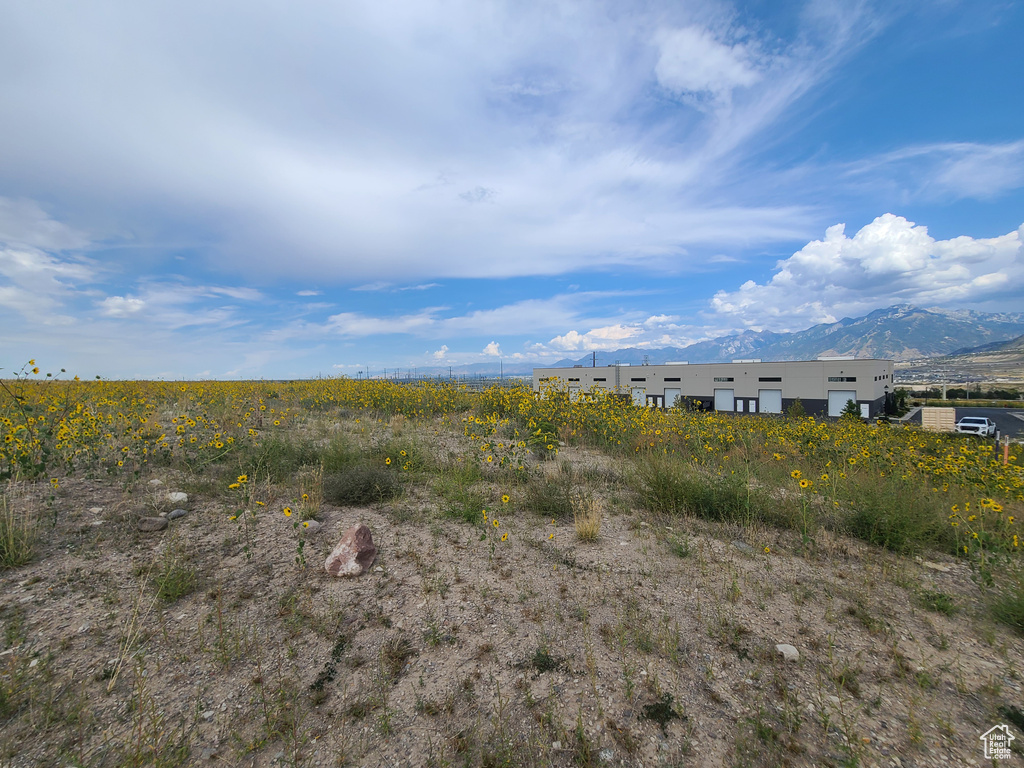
[758, 377, 782, 382]
[631, 377, 646, 382]
[594, 378, 606, 382]
[713, 377, 734, 382]
[664, 377, 681, 382]
[827, 376, 857, 382]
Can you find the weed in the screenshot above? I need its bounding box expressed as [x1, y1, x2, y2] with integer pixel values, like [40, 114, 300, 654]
[152, 543, 197, 604]
[572, 493, 601, 542]
[324, 464, 401, 505]
[990, 574, 1024, 634]
[667, 535, 690, 558]
[298, 462, 324, 520]
[641, 693, 682, 733]
[379, 633, 416, 683]
[0, 490, 36, 570]
[526, 646, 562, 674]
[916, 589, 959, 616]
[524, 471, 575, 520]
[309, 634, 349, 695]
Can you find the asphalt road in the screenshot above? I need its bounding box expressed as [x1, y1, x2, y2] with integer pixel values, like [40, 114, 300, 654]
[954, 407, 1024, 440]
[905, 407, 1024, 440]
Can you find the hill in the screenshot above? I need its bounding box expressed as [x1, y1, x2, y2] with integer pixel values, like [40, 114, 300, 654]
[546, 305, 1024, 369]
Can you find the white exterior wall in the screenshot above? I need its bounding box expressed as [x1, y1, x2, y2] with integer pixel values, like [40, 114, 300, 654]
[533, 359, 895, 415]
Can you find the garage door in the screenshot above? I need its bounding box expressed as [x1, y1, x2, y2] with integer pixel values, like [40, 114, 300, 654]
[631, 388, 645, 406]
[664, 388, 681, 408]
[828, 390, 858, 417]
[714, 389, 734, 412]
[758, 389, 782, 414]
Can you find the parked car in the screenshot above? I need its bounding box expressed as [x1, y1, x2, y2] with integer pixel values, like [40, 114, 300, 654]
[955, 416, 996, 437]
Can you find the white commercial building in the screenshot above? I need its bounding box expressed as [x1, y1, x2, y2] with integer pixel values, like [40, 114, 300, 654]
[533, 358, 895, 418]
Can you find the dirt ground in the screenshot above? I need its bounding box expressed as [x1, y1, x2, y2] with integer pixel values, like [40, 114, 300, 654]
[1, 434, 1022, 768]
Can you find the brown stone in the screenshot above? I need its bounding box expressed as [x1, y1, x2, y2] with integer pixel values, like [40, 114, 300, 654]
[137, 516, 168, 532]
[325, 524, 377, 577]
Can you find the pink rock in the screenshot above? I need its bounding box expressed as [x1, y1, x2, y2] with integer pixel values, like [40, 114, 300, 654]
[325, 524, 377, 577]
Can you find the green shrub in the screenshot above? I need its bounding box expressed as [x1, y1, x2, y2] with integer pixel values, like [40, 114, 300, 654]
[243, 436, 323, 483]
[524, 466, 575, 520]
[843, 477, 950, 554]
[633, 457, 769, 524]
[324, 465, 401, 505]
[152, 551, 197, 603]
[320, 437, 361, 474]
[436, 478, 486, 524]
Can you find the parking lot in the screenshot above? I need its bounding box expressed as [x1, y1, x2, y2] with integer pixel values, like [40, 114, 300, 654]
[906, 407, 1024, 440]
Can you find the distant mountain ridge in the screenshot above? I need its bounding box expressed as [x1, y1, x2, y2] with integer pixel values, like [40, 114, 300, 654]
[372, 305, 1024, 377]
[546, 305, 1024, 369]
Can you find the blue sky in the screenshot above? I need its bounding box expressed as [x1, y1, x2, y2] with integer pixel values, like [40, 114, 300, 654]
[1, 0, 1022, 379]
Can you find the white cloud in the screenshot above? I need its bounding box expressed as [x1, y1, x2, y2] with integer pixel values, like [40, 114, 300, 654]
[100, 296, 146, 317]
[432, 345, 449, 361]
[654, 26, 762, 104]
[0, 197, 90, 251]
[297, 290, 321, 296]
[483, 341, 502, 357]
[845, 140, 1024, 201]
[0, 3, 881, 284]
[710, 215, 1024, 329]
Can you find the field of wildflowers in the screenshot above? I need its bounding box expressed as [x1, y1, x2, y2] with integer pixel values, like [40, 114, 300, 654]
[3, 367, 1019, 562]
[1, 363, 1022, 766]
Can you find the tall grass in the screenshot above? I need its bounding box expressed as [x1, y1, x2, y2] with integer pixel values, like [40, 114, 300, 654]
[632, 456, 774, 525]
[572, 494, 602, 542]
[842, 474, 953, 554]
[0, 492, 36, 570]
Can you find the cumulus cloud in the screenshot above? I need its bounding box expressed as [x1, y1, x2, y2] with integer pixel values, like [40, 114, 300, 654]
[432, 345, 449, 361]
[544, 315, 703, 354]
[483, 341, 502, 357]
[710, 215, 1024, 329]
[100, 296, 146, 317]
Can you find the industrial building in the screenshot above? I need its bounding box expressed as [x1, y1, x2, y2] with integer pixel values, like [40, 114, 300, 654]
[533, 358, 895, 418]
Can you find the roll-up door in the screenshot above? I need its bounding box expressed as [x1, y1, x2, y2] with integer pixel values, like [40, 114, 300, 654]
[664, 388, 681, 408]
[714, 389, 734, 412]
[758, 389, 782, 414]
[828, 390, 858, 417]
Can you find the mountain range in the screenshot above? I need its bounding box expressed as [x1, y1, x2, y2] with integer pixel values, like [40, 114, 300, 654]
[423, 305, 1024, 377]
[544, 306, 1024, 370]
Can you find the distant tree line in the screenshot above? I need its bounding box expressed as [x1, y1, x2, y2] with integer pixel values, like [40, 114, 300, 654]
[907, 386, 1023, 400]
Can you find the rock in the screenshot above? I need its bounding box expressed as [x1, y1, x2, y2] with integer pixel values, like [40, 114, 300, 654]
[166, 491, 188, 504]
[775, 643, 800, 663]
[88, 506, 103, 514]
[599, 749, 615, 762]
[299, 519, 322, 534]
[732, 540, 754, 554]
[148, 478, 164, 487]
[922, 561, 950, 573]
[168, 509, 188, 521]
[325, 524, 377, 577]
[138, 517, 168, 532]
